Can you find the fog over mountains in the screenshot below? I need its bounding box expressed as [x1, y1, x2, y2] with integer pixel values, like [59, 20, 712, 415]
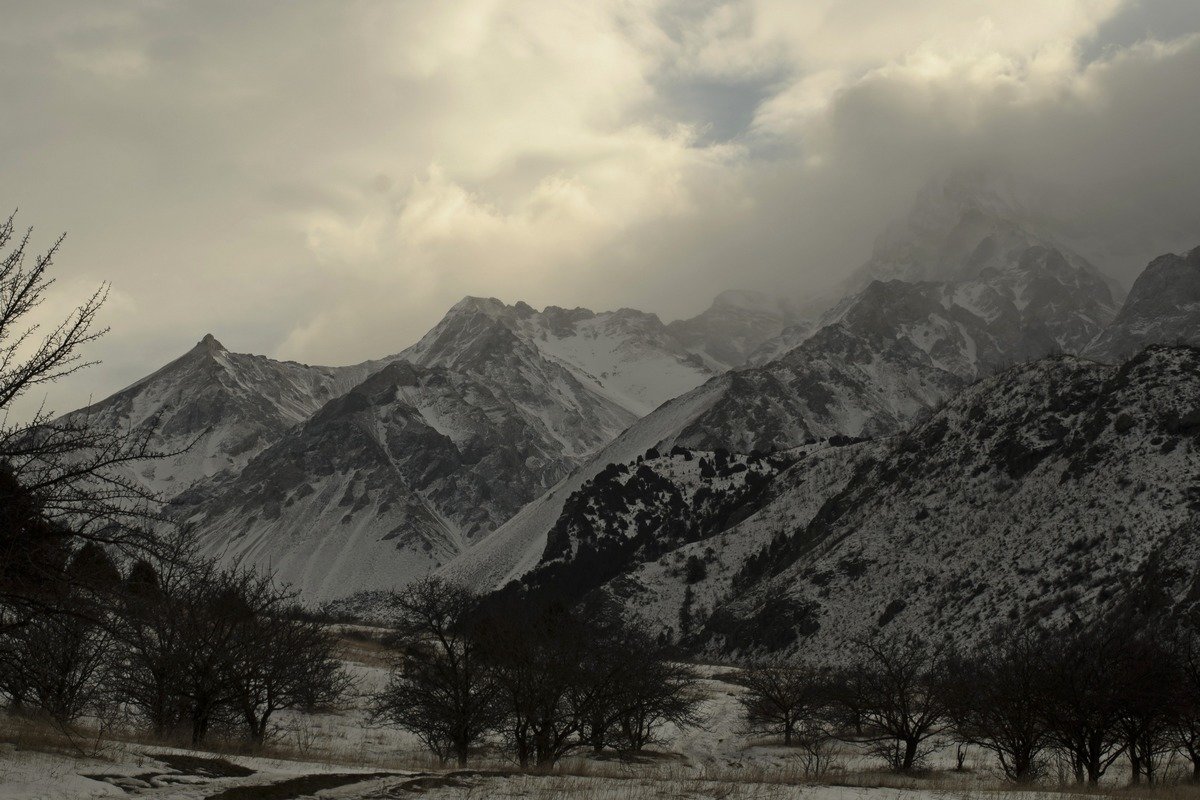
[64, 175, 1200, 651]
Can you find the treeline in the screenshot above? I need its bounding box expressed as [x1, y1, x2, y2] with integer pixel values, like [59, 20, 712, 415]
[738, 624, 1200, 785]
[371, 578, 704, 767]
[0, 495, 351, 746]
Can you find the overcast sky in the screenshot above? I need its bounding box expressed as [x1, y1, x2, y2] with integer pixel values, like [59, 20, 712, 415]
[3, 0, 1199, 416]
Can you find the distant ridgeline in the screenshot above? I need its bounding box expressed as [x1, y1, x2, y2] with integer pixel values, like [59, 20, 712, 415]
[62, 173, 1200, 655]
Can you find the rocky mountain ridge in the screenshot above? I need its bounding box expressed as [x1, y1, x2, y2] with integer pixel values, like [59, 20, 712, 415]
[701, 344, 1200, 657]
[64, 290, 795, 597]
[438, 236, 1124, 594]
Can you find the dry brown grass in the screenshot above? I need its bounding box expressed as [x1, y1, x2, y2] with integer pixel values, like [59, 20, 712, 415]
[335, 630, 394, 668]
[0, 710, 117, 760]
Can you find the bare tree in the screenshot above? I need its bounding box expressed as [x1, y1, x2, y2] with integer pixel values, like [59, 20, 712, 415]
[115, 537, 344, 747]
[114, 538, 198, 739]
[372, 578, 500, 765]
[0, 608, 115, 725]
[0, 213, 178, 629]
[0, 214, 105, 419]
[482, 602, 589, 768]
[1038, 626, 1130, 784]
[172, 567, 317, 745]
[612, 644, 704, 752]
[1115, 633, 1178, 786]
[1172, 632, 1200, 781]
[832, 633, 948, 772]
[946, 630, 1052, 783]
[738, 661, 827, 747]
[230, 605, 352, 744]
[571, 615, 631, 754]
[0, 534, 122, 724]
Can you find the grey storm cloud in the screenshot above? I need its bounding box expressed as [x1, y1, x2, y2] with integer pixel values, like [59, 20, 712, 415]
[1, 0, 1198, 418]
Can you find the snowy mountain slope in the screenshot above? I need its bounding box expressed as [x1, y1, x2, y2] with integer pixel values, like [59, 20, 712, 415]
[1086, 245, 1200, 361]
[435, 376, 734, 592]
[173, 360, 586, 601]
[699, 345, 1200, 658]
[666, 240, 1119, 453]
[744, 320, 816, 366]
[666, 290, 814, 371]
[598, 440, 880, 644]
[637, 253, 1109, 454]
[57, 335, 381, 496]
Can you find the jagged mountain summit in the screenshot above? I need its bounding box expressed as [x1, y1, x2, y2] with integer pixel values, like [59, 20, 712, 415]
[58, 335, 379, 496]
[1086, 245, 1200, 361]
[397, 295, 716, 426]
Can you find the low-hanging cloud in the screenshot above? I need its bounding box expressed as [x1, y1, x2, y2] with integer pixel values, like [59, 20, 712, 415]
[1, 0, 1198, 417]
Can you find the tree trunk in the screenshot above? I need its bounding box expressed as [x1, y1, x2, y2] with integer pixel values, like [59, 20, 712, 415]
[253, 715, 269, 745]
[191, 711, 209, 746]
[535, 738, 556, 769]
[901, 737, 919, 772]
[534, 726, 554, 768]
[1070, 752, 1084, 784]
[1085, 748, 1101, 785]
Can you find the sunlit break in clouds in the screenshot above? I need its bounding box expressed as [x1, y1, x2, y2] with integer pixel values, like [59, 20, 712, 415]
[2, 0, 1199, 415]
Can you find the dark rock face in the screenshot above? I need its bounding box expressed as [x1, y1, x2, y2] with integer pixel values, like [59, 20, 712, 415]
[511, 447, 795, 608]
[1087, 246, 1200, 361]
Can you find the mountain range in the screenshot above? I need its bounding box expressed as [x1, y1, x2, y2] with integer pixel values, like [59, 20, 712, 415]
[63, 175, 1200, 641]
[66, 279, 808, 599]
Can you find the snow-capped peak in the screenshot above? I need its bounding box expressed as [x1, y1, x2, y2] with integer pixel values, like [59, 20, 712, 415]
[403, 296, 717, 419]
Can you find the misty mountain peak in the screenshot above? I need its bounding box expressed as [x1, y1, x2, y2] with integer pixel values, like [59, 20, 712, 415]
[711, 289, 771, 311]
[921, 165, 1026, 219]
